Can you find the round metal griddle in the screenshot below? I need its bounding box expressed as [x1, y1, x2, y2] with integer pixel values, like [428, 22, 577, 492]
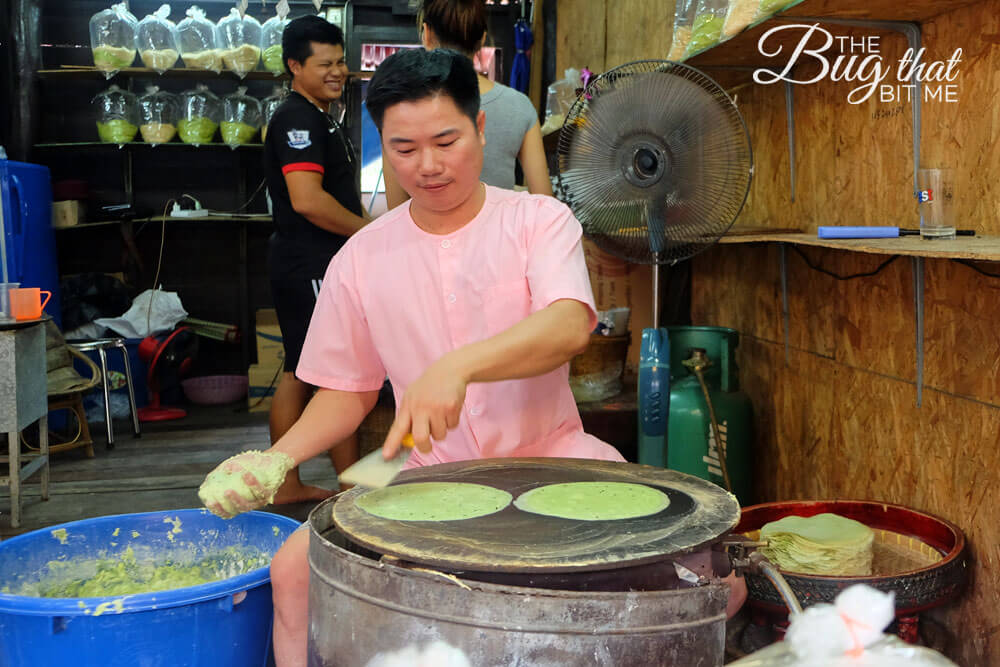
[333, 458, 740, 574]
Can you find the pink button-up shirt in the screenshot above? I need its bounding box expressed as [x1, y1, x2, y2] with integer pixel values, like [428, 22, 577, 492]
[297, 185, 624, 468]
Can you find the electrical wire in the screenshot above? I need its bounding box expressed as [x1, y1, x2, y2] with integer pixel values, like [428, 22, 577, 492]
[789, 245, 900, 280]
[146, 198, 175, 335]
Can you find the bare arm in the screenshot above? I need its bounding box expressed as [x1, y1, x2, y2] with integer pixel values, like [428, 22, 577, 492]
[381, 153, 411, 210]
[383, 299, 591, 454]
[271, 388, 380, 464]
[517, 121, 553, 197]
[286, 171, 370, 236]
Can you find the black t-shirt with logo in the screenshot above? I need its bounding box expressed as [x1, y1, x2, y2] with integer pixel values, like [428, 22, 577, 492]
[264, 91, 362, 278]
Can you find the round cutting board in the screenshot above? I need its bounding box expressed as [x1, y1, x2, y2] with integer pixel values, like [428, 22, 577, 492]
[332, 458, 740, 573]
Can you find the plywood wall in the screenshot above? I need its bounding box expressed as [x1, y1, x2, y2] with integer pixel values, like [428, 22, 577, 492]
[689, 3, 1000, 665]
[555, 0, 675, 73]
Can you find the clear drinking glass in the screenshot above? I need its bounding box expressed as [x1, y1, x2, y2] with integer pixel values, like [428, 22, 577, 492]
[917, 168, 956, 240]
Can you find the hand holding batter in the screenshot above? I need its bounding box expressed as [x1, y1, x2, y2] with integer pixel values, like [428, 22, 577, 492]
[198, 450, 296, 518]
[383, 356, 467, 457]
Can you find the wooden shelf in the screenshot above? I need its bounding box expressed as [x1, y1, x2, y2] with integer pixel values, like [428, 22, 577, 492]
[37, 66, 370, 81]
[55, 214, 271, 230]
[687, 0, 981, 69]
[719, 231, 1000, 261]
[34, 141, 263, 149]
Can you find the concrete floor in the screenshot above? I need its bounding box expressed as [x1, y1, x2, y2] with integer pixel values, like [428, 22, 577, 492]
[0, 402, 340, 538]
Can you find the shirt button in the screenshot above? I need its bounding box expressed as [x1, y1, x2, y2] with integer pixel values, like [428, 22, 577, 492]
[447, 293, 457, 303]
[441, 239, 451, 249]
[469, 407, 481, 416]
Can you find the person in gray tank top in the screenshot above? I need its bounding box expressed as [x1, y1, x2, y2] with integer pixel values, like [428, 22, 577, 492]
[383, 0, 552, 208]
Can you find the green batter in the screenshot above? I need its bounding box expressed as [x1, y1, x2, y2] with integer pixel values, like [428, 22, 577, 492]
[514, 482, 671, 521]
[355, 482, 512, 521]
[22, 546, 269, 598]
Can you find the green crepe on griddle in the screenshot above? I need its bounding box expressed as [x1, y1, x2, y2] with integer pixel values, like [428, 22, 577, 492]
[759, 513, 874, 576]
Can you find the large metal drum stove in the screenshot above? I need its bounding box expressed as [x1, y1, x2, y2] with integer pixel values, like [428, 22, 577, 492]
[307, 458, 746, 666]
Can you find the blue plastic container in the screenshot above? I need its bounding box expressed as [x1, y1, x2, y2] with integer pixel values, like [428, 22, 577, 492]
[0, 509, 299, 667]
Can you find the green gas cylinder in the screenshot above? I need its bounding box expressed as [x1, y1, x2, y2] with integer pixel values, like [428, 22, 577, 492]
[666, 326, 753, 505]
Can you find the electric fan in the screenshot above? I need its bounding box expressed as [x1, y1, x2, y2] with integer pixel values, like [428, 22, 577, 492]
[556, 60, 753, 468]
[136, 326, 198, 422]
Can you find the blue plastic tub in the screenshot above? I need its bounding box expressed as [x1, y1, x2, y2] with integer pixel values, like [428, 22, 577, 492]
[0, 509, 299, 667]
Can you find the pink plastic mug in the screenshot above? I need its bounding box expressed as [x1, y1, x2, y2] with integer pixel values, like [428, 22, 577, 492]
[10, 288, 51, 321]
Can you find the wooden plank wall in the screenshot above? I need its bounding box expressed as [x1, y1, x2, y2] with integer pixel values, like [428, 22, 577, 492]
[556, 0, 1000, 664]
[689, 5, 1000, 666]
[555, 0, 674, 73]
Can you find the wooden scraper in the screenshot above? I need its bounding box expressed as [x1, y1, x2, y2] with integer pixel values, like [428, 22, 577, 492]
[337, 434, 415, 489]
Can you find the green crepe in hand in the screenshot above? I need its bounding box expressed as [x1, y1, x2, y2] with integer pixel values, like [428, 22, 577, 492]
[759, 513, 875, 576]
[514, 482, 670, 521]
[355, 482, 512, 521]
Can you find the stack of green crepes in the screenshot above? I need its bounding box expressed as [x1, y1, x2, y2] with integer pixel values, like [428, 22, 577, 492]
[759, 513, 875, 576]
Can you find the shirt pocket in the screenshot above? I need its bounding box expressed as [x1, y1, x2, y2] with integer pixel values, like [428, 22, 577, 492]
[480, 279, 532, 337]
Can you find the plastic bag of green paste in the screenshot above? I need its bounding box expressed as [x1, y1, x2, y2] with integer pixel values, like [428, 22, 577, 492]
[261, 12, 289, 76]
[684, 0, 728, 59]
[178, 84, 221, 145]
[221, 86, 261, 148]
[93, 84, 139, 146]
[89, 3, 138, 77]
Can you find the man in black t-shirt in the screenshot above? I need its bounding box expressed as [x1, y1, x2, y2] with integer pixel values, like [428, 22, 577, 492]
[263, 16, 369, 504]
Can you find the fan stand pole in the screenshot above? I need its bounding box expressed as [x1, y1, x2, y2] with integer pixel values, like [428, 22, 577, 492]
[652, 260, 660, 329]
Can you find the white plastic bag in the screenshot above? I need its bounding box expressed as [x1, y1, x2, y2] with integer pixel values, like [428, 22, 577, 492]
[138, 86, 178, 145]
[216, 8, 263, 78]
[136, 4, 180, 72]
[93, 84, 138, 146]
[177, 84, 221, 145]
[90, 2, 138, 77]
[729, 585, 957, 667]
[541, 68, 581, 136]
[221, 87, 262, 148]
[668, 0, 698, 61]
[94, 289, 189, 339]
[684, 0, 729, 59]
[178, 6, 221, 72]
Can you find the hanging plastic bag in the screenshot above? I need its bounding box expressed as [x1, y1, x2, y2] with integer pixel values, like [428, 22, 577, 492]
[261, 3, 290, 77]
[177, 84, 221, 145]
[541, 68, 581, 136]
[668, 0, 698, 61]
[221, 87, 262, 148]
[138, 86, 179, 145]
[261, 85, 288, 143]
[178, 6, 222, 72]
[136, 4, 180, 72]
[93, 84, 138, 146]
[216, 8, 263, 78]
[684, 0, 729, 59]
[729, 585, 957, 667]
[89, 2, 138, 77]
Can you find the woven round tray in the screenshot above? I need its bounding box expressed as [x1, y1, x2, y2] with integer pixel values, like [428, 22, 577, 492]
[737, 500, 966, 614]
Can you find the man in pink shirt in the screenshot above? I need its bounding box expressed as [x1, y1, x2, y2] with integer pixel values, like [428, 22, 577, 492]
[198, 48, 624, 665]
